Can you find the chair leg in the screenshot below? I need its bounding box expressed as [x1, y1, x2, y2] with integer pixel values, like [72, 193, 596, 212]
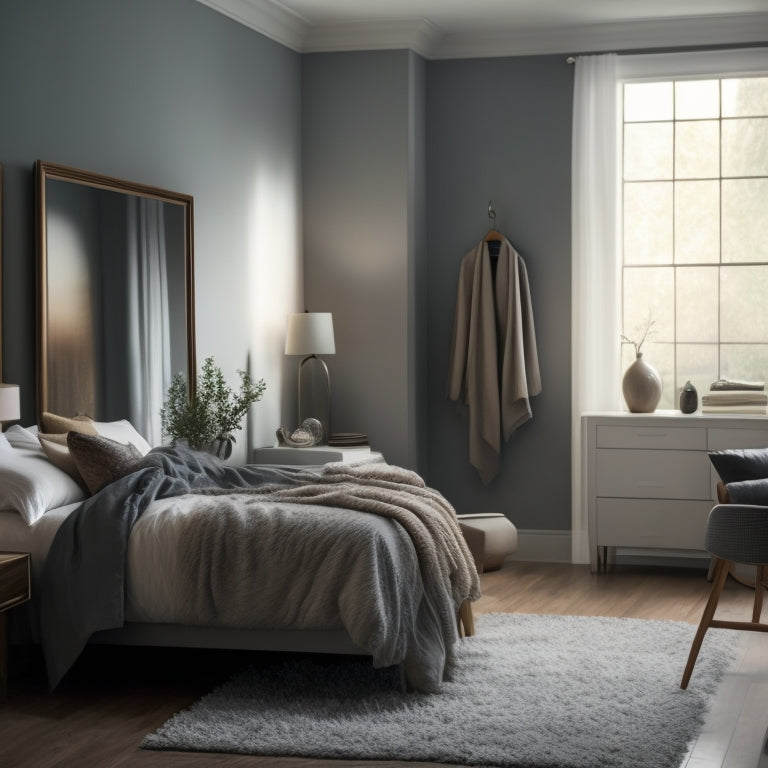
[681, 557, 730, 690]
[753, 565, 766, 623]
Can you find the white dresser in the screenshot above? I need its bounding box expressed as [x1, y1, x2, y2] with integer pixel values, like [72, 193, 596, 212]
[583, 412, 768, 572]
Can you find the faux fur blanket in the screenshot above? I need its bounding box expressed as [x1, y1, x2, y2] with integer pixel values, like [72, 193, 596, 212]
[196, 459, 481, 674]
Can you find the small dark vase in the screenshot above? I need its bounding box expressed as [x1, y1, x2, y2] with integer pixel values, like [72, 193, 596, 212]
[679, 380, 698, 414]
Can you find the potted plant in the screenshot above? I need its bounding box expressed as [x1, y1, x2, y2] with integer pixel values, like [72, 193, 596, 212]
[160, 356, 266, 458]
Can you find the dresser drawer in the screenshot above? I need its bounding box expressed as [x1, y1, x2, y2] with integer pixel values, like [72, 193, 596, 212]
[0, 554, 31, 611]
[597, 425, 706, 450]
[708, 428, 768, 451]
[596, 499, 710, 550]
[596, 449, 711, 499]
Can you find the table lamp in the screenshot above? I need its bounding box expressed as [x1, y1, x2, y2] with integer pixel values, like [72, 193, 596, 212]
[0, 383, 20, 425]
[285, 312, 335, 443]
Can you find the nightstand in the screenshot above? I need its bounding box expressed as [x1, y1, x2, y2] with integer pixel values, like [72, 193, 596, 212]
[252, 445, 382, 465]
[0, 553, 31, 705]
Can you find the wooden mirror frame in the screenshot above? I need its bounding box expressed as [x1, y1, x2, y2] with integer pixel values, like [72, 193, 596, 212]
[36, 160, 196, 427]
[0, 163, 3, 382]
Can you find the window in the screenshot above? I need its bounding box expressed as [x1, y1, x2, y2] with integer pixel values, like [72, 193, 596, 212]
[621, 75, 768, 408]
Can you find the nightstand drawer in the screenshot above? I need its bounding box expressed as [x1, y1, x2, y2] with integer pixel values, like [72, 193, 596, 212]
[596, 449, 710, 499]
[0, 554, 31, 611]
[597, 426, 706, 450]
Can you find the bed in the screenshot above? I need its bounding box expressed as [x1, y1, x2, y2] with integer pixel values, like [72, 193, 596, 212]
[0, 416, 480, 694]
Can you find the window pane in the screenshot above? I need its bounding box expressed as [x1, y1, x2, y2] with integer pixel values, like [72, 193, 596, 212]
[676, 266, 718, 342]
[624, 122, 673, 180]
[625, 82, 673, 122]
[674, 181, 720, 264]
[649, 342, 675, 410]
[676, 343, 718, 395]
[624, 182, 673, 265]
[623, 267, 674, 343]
[721, 345, 768, 383]
[722, 179, 768, 263]
[720, 265, 768, 342]
[623, 74, 768, 408]
[675, 120, 719, 179]
[722, 77, 768, 118]
[675, 80, 720, 120]
[722, 117, 768, 177]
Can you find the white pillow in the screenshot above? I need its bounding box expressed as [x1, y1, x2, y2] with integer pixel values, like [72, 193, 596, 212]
[92, 420, 152, 455]
[0, 448, 87, 525]
[5, 425, 43, 451]
[0, 432, 11, 451]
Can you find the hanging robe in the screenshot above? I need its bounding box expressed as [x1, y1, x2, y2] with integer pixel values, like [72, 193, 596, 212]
[447, 238, 541, 484]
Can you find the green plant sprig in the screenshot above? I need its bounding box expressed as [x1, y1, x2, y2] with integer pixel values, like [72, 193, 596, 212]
[160, 356, 266, 449]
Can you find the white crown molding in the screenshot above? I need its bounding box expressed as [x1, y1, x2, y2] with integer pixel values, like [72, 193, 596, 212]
[433, 12, 768, 59]
[302, 19, 444, 58]
[195, 0, 311, 51]
[195, 1, 768, 59]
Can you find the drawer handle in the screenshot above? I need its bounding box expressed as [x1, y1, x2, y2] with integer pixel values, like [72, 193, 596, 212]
[635, 432, 668, 438]
[637, 481, 665, 488]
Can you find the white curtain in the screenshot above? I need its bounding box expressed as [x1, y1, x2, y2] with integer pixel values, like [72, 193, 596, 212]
[570, 54, 622, 564]
[126, 197, 171, 447]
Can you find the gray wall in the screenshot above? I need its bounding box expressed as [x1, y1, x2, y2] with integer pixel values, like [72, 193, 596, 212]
[0, 0, 304, 462]
[425, 56, 574, 532]
[301, 51, 574, 538]
[302, 50, 427, 470]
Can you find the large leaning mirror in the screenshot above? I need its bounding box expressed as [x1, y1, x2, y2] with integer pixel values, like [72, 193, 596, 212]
[36, 160, 195, 446]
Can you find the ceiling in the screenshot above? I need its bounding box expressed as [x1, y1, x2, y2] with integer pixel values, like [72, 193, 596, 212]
[196, 0, 768, 58]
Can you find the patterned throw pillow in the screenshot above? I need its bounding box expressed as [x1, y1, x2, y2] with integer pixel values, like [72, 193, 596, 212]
[67, 431, 142, 494]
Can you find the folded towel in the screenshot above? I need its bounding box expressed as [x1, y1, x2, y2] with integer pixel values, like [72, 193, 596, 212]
[702, 391, 768, 405]
[710, 378, 765, 391]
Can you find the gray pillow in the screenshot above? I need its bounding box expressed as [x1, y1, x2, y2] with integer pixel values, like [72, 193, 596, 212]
[708, 448, 768, 484]
[721, 478, 768, 506]
[67, 431, 142, 494]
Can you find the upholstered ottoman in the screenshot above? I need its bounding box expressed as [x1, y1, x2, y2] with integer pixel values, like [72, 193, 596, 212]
[457, 513, 518, 573]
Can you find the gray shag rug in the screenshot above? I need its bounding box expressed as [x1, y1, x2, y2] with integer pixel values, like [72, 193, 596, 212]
[142, 612, 738, 767]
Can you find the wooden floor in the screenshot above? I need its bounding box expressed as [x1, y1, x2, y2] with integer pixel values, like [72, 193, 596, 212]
[1, 561, 766, 768]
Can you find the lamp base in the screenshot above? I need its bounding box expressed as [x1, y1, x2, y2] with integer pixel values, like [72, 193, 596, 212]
[298, 355, 331, 443]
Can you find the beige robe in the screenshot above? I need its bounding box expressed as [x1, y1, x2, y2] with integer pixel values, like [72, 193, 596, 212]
[447, 238, 541, 484]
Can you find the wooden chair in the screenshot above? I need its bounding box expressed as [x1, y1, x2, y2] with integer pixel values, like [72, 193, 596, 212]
[680, 503, 768, 689]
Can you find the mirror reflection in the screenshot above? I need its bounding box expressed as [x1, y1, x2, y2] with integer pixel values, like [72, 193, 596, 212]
[37, 161, 195, 446]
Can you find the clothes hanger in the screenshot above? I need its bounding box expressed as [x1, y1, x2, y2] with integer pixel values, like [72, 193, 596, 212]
[484, 200, 503, 241]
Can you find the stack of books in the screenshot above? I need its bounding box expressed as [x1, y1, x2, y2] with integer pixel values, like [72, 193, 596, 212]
[328, 432, 369, 447]
[701, 379, 767, 414]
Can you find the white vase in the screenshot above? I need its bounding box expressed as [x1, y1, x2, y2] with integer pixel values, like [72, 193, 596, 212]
[622, 353, 662, 413]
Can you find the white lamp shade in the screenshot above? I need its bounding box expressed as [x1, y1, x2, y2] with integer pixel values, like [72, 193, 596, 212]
[0, 383, 20, 422]
[285, 313, 336, 356]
